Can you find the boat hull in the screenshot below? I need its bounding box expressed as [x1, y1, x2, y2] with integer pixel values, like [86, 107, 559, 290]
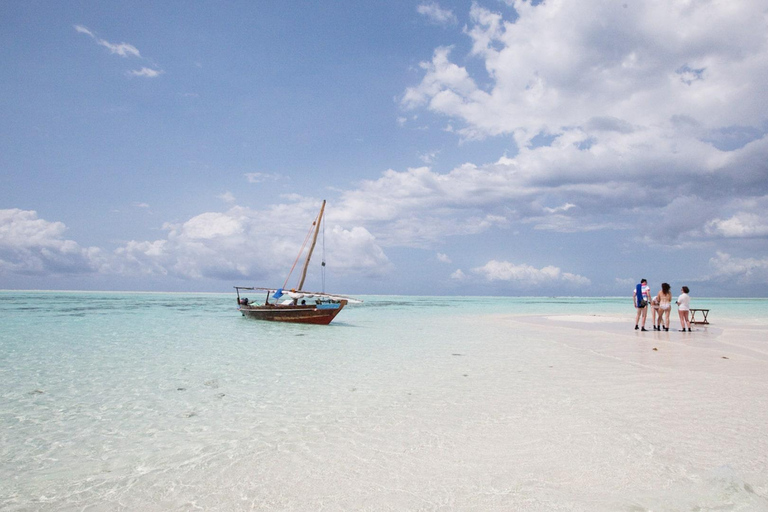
[239, 300, 347, 325]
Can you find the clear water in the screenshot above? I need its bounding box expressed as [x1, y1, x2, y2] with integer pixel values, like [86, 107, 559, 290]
[2, 292, 767, 510]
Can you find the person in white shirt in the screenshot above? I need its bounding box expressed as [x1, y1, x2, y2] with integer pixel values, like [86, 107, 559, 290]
[676, 286, 691, 332]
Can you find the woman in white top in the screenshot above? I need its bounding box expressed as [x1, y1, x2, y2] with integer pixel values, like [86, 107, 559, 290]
[676, 286, 691, 332]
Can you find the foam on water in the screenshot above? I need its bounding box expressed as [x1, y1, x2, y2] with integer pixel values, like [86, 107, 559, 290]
[1, 292, 767, 510]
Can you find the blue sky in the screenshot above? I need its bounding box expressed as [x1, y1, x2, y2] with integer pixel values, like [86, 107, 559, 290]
[2, 0, 768, 297]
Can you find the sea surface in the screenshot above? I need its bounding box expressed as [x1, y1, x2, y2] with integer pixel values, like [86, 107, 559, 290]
[2, 291, 767, 511]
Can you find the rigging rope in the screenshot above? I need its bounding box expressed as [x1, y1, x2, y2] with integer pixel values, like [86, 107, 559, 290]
[321, 212, 326, 293]
[282, 218, 317, 290]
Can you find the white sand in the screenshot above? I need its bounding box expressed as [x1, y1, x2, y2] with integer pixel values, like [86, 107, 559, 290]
[341, 312, 768, 511]
[219, 312, 768, 510]
[546, 314, 627, 323]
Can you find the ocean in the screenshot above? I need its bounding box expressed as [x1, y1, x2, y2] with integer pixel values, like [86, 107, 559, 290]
[2, 291, 767, 511]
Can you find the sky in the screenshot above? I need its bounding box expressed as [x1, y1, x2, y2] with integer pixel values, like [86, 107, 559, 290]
[2, 0, 768, 297]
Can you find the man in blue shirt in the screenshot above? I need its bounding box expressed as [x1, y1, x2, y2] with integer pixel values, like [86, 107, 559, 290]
[633, 279, 651, 331]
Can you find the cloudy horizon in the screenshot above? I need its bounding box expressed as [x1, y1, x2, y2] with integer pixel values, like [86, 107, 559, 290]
[2, 1, 767, 297]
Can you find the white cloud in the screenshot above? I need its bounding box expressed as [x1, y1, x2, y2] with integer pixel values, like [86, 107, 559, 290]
[1, 209, 67, 249]
[405, 2, 768, 143]
[705, 213, 768, 238]
[396, 0, 768, 248]
[436, 252, 451, 263]
[401, 46, 479, 113]
[543, 203, 576, 214]
[128, 67, 163, 78]
[218, 192, 236, 204]
[708, 252, 768, 284]
[472, 259, 590, 287]
[245, 172, 281, 183]
[325, 225, 392, 278]
[419, 150, 440, 164]
[112, 202, 392, 282]
[0, 209, 103, 276]
[75, 25, 141, 58]
[181, 212, 243, 240]
[417, 2, 458, 26]
[0, 203, 391, 285]
[333, 164, 518, 246]
[101, 41, 141, 58]
[75, 25, 162, 80]
[74, 25, 94, 37]
[450, 269, 466, 280]
[636, 195, 768, 245]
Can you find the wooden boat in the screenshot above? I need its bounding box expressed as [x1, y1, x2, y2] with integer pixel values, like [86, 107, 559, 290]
[235, 288, 352, 325]
[235, 200, 360, 325]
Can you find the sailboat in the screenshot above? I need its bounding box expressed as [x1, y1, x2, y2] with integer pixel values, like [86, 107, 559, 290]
[235, 200, 361, 324]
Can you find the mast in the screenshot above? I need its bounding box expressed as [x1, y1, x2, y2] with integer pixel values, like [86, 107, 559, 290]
[297, 200, 325, 290]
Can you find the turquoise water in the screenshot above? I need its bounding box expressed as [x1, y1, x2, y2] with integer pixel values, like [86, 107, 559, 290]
[360, 294, 768, 320]
[2, 291, 767, 510]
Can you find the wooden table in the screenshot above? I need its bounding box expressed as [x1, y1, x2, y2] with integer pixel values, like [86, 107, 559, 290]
[690, 309, 710, 324]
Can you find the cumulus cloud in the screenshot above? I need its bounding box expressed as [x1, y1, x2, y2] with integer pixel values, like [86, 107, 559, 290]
[704, 195, 768, 239]
[405, 2, 768, 142]
[333, 164, 517, 246]
[436, 252, 451, 263]
[417, 2, 458, 26]
[705, 212, 768, 238]
[635, 195, 768, 245]
[472, 260, 590, 287]
[0, 203, 391, 286]
[112, 201, 392, 283]
[0, 209, 104, 276]
[708, 252, 768, 284]
[22, 4, 766, 292]
[396, 0, 768, 249]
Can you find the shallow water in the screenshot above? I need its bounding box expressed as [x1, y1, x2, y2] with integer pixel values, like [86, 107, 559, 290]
[1, 292, 767, 510]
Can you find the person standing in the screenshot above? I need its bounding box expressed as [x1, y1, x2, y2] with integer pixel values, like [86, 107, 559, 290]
[676, 286, 691, 332]
[655, 283, 672, 331]
[633, 279, 651, 331]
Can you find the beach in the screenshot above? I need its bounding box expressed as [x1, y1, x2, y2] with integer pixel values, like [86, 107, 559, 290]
[1, 293, 767, 510]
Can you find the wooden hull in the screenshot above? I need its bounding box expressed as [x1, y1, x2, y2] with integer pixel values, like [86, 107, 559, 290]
[239, 300, 347, 325]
